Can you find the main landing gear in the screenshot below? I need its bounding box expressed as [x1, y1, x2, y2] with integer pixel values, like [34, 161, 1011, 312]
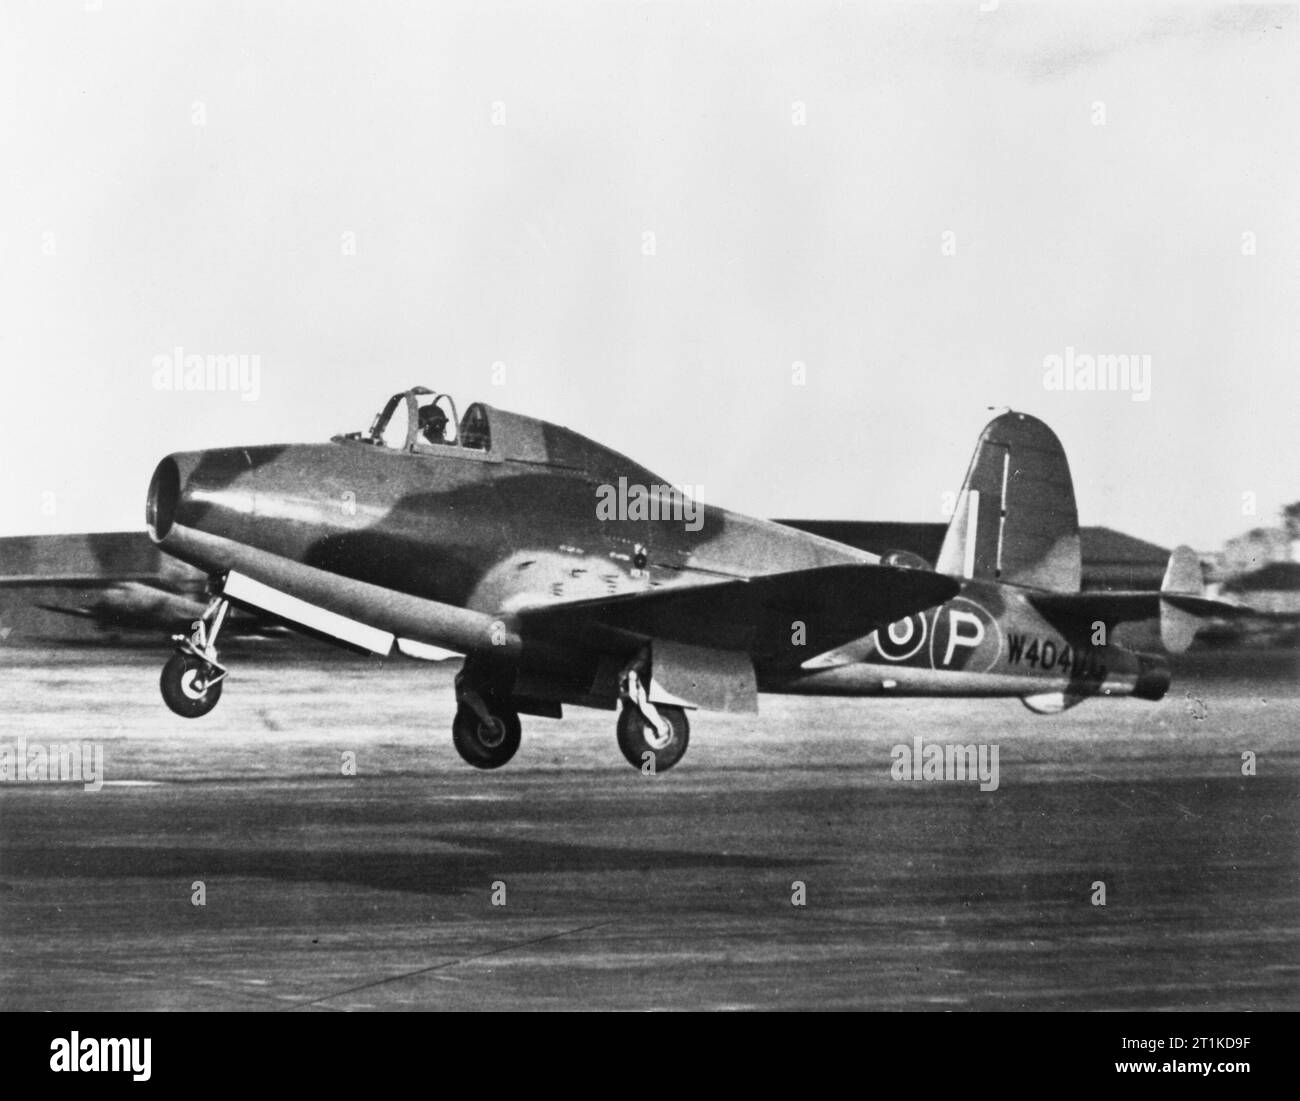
[448, 660, 690, 773]
[617, 665, 689, 772]
[160, 595, 230, 718]
[452, 667, 521, 769]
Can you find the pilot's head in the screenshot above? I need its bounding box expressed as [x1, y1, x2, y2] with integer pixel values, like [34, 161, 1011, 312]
[419, 405, 448, 439]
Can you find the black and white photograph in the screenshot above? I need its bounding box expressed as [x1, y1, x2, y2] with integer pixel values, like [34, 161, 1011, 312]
[0, 0, 1296, 1047]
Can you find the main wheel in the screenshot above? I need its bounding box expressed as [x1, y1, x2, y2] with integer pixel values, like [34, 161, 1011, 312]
[160, 652, 224, 718]
[452, 698, 521, 769]
[617, 703, 689, 772]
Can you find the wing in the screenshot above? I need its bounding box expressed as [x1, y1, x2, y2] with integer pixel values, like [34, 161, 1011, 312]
[514, 563, 961, 668]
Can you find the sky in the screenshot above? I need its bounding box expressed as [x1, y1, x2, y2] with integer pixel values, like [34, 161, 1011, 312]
[1, 0, 1297, 551]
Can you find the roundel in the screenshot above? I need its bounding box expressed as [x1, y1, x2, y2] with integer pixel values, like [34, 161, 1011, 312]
[873, 613, 927, 662]
[928, 597, 1002, 673]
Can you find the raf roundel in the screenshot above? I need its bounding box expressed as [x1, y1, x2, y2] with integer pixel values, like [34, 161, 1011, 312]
[873, 613, 928, 662]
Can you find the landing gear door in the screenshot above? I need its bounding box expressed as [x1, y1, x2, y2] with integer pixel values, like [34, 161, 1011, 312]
[648, 639, 758, 714]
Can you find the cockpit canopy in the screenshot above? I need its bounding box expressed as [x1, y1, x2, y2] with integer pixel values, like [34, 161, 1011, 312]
[353, 387, 491, 452]
[340, 386, 663, 486]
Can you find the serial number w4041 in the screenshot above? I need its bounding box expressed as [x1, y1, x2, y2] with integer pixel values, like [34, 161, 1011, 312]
[1005, 634, 1105, 677]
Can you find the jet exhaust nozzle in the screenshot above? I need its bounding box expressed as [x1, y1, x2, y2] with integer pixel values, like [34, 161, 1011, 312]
[1132, 653, 1171, 701]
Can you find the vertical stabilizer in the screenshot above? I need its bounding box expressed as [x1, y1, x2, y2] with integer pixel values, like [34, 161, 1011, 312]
[1160, 544, 1207, 653]
[936, 412, 1081, 592]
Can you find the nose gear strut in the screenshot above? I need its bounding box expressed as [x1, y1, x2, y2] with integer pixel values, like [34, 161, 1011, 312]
[177, 595, 231, 687]
[159, 591, 231, 718]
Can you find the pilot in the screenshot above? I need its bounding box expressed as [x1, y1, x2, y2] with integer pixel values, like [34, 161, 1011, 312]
[418, 404, 449, 446]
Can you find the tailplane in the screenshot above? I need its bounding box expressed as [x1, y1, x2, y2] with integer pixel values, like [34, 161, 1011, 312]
[1158, 545, 1245, 652]
[936, 412, 1081, 592]
[1029, 545, 1249, 653]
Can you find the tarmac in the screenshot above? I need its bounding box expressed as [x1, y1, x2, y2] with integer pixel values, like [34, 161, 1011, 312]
[1, 644, 1296, 1010]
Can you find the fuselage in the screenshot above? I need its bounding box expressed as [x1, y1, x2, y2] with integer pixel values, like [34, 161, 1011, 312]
[146, 402, 1168, 710]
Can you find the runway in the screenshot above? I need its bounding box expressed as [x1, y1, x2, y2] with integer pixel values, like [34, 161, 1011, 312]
[1, 644, 1297, 1011]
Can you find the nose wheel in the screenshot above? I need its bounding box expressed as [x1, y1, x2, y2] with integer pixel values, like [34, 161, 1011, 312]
[160, 651, 225, 717]
[160, 595, 229, 719]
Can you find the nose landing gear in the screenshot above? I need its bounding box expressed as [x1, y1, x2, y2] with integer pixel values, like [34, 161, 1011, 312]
[160, 595, 230, 718]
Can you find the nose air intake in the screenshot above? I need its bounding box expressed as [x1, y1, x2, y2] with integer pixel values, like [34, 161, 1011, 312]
[146, 456, 181, 542]
[146, 448, 262, 548]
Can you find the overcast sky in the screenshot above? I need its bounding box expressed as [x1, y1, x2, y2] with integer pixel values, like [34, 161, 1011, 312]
[1, 0, 1296, 551]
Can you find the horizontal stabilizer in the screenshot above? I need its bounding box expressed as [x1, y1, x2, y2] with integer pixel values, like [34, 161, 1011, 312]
[1030, 590, 1248, 623]
[515, 563, 960, 666]
[1029, 544, 1249, 652]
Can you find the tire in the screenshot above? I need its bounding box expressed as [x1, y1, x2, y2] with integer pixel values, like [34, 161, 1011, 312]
[452, 698, 521, 769]
[617, 703, 689, 772]
[160, 652, 224, 718]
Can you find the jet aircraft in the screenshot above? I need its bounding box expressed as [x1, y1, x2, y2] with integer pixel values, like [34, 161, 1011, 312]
[146, 388, 1240, 770]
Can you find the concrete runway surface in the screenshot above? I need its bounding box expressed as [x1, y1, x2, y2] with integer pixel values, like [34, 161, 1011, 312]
[1, 644, 1297, 1011]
